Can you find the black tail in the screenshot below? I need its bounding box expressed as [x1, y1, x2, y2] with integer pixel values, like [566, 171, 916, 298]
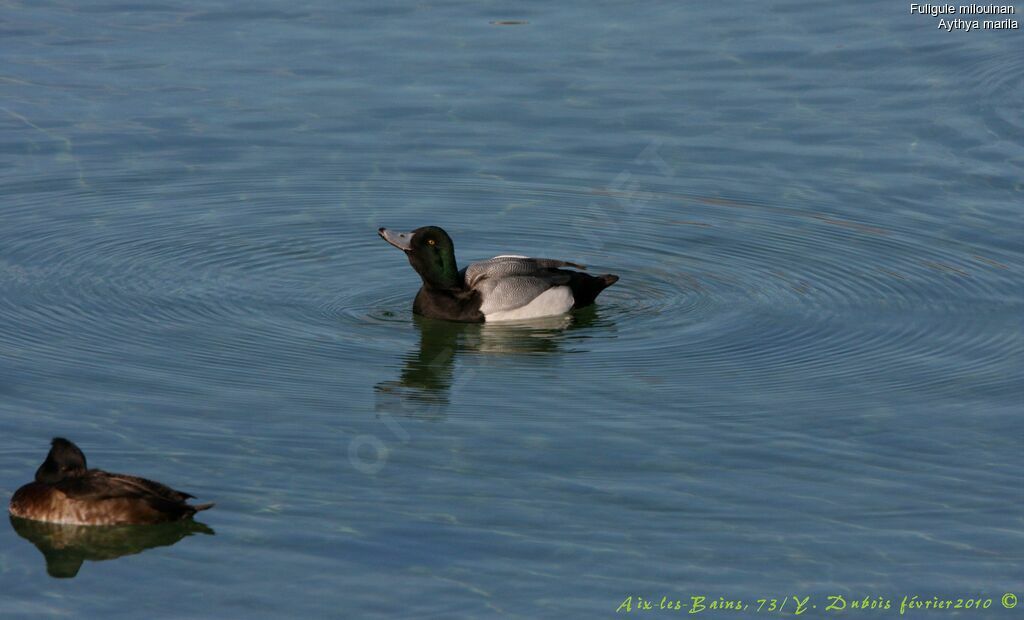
[569, 273, 619, 309]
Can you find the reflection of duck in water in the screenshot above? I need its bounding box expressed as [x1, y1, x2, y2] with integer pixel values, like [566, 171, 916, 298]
[9, 438, 213, 525]
[10, 516, 213, 578]
[378, 226, 618, 322]
[375, 309, 608, 418]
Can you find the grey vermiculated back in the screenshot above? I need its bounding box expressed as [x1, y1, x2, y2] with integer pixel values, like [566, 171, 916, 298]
[463, 257, 587, 288]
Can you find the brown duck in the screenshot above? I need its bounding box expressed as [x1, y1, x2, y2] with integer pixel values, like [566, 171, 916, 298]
[9, 438, 213, 526]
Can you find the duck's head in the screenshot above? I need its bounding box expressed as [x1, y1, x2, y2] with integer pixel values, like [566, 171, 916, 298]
[379, 226, 461, 289]
[35, 437, 88, 484]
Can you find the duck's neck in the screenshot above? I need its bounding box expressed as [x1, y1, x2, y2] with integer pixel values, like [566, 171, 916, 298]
[422, 269, 462, 290]
[412, 250, 462, 290]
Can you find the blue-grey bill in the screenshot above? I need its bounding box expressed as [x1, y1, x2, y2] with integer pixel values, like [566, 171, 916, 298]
[378, 228, 413, 252]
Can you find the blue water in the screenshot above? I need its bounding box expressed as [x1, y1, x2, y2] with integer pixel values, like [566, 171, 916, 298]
[1, 1, 1021, 617]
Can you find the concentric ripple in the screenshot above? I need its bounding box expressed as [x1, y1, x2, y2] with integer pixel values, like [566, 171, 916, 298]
[361, 178, 1021, 418]
[971, 44, 1024, 142]
[1, 165, 1020, 420]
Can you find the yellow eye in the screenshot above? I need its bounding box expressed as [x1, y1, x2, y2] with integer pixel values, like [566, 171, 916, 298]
[427, 239, 436, 246]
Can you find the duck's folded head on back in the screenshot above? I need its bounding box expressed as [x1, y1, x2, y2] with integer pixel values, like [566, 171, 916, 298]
[34, 437, 88, 484]
[378, 226, 618, 323]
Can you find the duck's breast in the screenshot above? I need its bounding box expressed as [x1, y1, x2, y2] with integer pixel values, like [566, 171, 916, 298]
[9, 483, 81, 524]
[9, 482, 168, 526]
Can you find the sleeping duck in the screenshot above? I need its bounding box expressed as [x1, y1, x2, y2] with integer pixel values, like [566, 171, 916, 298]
[379, 226, 618, 322]
[9, 438, 213, 526]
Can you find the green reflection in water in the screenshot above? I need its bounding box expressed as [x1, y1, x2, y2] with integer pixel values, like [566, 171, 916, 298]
[9, 516, 213, 579]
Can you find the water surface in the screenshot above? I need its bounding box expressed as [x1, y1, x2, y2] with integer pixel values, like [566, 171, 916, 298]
[1, 1, 1021, 617]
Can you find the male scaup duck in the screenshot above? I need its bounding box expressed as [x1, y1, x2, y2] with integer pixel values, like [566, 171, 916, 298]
[379, 225, 619, 322]
[8, 438, 213, 526]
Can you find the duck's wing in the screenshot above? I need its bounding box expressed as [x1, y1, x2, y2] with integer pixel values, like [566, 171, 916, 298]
[465, 256, 584, 314]
[464, 256, 586, 288]
[56, 471, 195, 505]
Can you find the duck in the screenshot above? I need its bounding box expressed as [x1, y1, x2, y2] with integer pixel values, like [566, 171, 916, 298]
[8, 438, 214, 526]
[379, 226, 619, 322]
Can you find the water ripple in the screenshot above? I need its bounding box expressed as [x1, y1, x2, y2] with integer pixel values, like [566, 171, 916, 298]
[0, 171, 1019, 415]
[971, 45, 1024, 142]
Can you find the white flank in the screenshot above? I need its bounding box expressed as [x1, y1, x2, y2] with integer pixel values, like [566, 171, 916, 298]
[484, 286, 574, 322]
